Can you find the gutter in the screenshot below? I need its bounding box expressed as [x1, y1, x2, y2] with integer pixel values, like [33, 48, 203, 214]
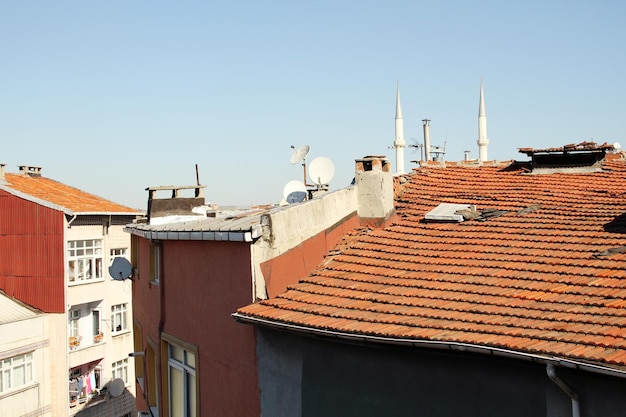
[232, 312, 626, 380]
[546, 363, 580, 417]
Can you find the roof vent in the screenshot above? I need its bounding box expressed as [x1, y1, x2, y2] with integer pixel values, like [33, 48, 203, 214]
[18, 165, 43, 177]
[518, 142, 613, 173]
[425, 203, 472, 222]
[0, 163, 5, 182]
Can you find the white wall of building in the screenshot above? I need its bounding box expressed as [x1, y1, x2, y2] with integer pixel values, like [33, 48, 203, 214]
[66, 220, 136, 416]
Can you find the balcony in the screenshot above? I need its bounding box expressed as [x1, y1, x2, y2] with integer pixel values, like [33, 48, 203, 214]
[68, 337, 106, 368]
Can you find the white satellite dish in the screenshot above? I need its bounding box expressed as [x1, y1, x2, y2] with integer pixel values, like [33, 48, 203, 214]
[308, 156, 335, 185]
[109, 257, 132, 281]
[108, 378, 125, 397]
[290, 145, 310, 165]
[614, 142, 621, 150]
[282, 180, 307, 203]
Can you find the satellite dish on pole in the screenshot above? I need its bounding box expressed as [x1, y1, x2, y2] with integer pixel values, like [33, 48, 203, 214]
[282, 180, 307, 203]
[308, 157, 335, 186]
[109, 257, 132, 281]
[108, 378, 125, 397]
[290, 145, 310, 165]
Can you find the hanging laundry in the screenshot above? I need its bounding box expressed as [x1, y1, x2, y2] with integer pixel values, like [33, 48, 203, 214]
[89, 371, 96, 393]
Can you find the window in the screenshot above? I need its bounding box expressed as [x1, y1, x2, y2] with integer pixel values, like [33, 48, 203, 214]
[111, 304, 128, 334]
[146, 343, 158, 413]
[0, 353, 33, 393]
[112, 359, 128, 384]
[150, 242, 161, 283]
[110, 248, 128, 265]
[167, 342, 197, 417]
[68, 239, 103, 282]
[69, 309, 80, 338]
[133, 322, 145, 391]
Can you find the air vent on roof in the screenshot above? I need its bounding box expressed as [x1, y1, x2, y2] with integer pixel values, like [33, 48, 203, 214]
[425, 203, 471, 222]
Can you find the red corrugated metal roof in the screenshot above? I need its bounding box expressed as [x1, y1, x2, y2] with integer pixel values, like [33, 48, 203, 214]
[2, 173, 141, 213]
[238, 154, 626, 368]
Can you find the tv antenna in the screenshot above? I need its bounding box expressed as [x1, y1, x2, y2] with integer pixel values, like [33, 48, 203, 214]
[109, 257, 133, 281]
[431, 141, 447, 162]
[308, 156, 335, 189]
[108, 378, 125, 397]
[282, 180, 307, 204]
[290, 145, 310, 186]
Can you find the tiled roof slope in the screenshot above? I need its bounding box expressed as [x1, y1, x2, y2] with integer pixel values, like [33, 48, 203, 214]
[238, 155, 626, 369]
[2, 173, 141, 214]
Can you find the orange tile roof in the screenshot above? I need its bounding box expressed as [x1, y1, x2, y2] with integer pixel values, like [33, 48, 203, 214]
[2, 173, 141, 214]
[238, 154, 626, 369]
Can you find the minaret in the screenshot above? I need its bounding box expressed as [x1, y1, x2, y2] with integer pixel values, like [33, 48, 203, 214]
[394, 83, 406, 174]
[477, 79, 489, 162]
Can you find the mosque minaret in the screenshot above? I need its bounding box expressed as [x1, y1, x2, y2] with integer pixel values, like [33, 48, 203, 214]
[477, 79, 489, 162]
[394, 83, 406, 174]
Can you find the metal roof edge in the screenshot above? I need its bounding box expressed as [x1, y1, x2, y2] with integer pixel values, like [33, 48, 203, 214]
[232, 313, 626, 379]
[74, 211, 144, 216]
[0, 184, 73, 215]
[124, 225, 262, 243]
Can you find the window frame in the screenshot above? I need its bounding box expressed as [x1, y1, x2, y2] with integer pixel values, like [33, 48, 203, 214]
[68, 239, 104, 284]
[0, 352, 34, 393]
[69, 309, 80, 338]
[111, 358, 129, 385]
[111, 303, 128, 334]
[162, 334, 198, 417]
[150, 241, 161, 284]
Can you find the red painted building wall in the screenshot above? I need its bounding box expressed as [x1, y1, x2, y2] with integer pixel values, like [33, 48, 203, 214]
[132, 237, 260, 417]
[0, 190, 65, 312]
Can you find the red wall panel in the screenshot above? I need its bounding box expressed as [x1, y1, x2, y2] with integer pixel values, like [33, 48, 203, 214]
[0, 190, 65, 312]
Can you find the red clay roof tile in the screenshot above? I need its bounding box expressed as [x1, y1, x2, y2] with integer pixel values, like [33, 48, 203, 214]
[238, 154, 626, 369]
[3, 173, 141, 213]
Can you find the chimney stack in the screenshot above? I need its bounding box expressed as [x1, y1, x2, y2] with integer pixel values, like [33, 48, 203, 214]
[422, 119, 431, 161]
[355, 156, 394, 223]
[18, 165, 42, 177]
[145, 185, 207, 225]
[0, 164, 5, 182]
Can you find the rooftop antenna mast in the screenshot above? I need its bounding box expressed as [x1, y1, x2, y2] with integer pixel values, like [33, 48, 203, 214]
[291, 145, 311, 186]
[195, 163, 201, 197]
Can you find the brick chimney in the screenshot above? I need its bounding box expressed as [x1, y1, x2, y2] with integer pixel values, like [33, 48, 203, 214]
[18, 165, 43, 177]
[355, 156, 394, 222]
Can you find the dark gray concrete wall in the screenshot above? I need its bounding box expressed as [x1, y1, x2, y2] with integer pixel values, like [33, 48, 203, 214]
[257, 328, 626, 417]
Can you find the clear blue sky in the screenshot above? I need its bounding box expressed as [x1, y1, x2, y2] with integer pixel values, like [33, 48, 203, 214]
[2, 1, 624, 210]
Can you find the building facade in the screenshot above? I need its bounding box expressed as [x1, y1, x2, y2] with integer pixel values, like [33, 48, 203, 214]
[0, 164, 141, 416]
[125, 174, 374, 416]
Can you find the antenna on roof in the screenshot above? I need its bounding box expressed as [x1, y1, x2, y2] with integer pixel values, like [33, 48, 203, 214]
[195, 164, 202, 197]
[282, 180, 307, 204]
[109, 257, 133, 281]
[308, 156, 334, 187]
[284, 145, 334, 203]
[432, 141, 447, 162]
[290, 145, 311, 186]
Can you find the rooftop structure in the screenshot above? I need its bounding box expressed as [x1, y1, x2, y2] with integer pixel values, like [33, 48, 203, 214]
[237, 143, 626, 373]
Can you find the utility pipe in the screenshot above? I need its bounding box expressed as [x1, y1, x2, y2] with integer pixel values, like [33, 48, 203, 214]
[546, 363, 580, 417]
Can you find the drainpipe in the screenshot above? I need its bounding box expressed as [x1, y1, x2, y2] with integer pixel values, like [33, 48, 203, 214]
[546, 363, 580, 417]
